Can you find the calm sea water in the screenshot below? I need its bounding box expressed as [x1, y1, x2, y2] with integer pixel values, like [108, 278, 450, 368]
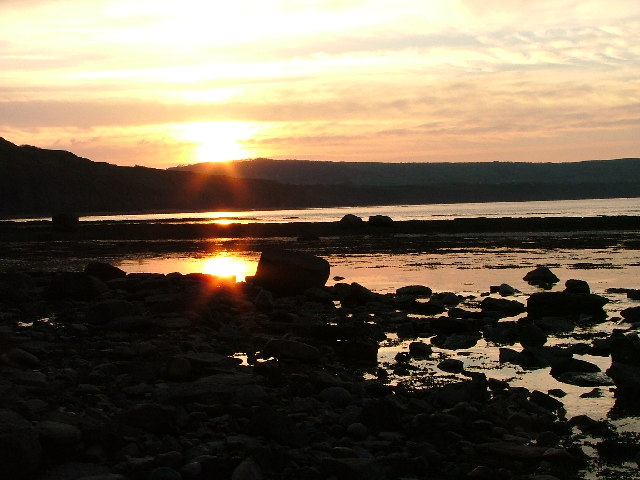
[10, 196, 640, 223]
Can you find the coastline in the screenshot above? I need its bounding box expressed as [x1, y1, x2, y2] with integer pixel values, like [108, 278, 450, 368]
[2, 215, 639, 243]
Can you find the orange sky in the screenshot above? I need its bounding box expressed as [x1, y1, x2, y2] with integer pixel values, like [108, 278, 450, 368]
[1, 0, 639, 168]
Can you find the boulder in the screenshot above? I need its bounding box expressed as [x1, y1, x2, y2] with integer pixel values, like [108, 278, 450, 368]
[527, 291, 608, 319]
[499, 283, 517, 296]
[480, 297, 526, 318]
[368, 215, 394, 226]
[84, 262, 127, 282]
[253, 248, 330, 296]
[523, 266, 560, 286]
[47, 272, 109, 300]
[437, 358, 464, 373]
[396, 285, 432, 297]
[0, 409, 42, 479]
[564, 279, 590, 295]
[262, 338, 321, 363]
[621, 306, 640, 323]
[339, 214, 364, 226]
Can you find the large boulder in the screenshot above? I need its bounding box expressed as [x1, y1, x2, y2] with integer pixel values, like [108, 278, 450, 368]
[0, 409, 42, 479]
[527, 291, 608, 319]
[253, 249, 330, 295]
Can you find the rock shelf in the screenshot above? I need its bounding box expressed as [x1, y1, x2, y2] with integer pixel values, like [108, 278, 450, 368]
[1, 263, 639, 480]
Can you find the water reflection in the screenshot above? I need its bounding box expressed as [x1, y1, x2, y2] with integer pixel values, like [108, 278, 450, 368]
[200, 254, 256, 282]
[117, 252, 258, 281]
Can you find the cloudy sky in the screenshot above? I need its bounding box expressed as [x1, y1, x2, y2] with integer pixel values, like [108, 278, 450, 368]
[1, 0, 639, 167]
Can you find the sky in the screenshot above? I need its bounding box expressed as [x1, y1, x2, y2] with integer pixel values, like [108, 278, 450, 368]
[1, 0, 639, 168]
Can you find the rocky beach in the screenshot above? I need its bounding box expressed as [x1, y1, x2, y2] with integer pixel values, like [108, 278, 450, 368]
[2, 238, 640, 480]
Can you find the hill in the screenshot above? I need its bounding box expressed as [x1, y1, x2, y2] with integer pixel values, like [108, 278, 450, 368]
[1, 137, 639, 217]
[170, 157, 640, 186]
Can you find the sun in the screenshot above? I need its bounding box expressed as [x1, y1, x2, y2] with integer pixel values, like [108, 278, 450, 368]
[176, 121, 255, 163]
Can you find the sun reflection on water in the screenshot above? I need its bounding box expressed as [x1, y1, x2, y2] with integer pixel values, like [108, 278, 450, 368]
[200, 254, 256, 282]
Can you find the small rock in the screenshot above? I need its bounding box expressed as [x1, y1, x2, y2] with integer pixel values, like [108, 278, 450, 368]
[564, 279, 590, 294]
[437, 358, 464, 373]
[408, 341, 433, 357]
[368, 215, 393, 226]
[149, 467, 183, 480]
[396, 285, 432, 297]
[523, 266, 560, 286]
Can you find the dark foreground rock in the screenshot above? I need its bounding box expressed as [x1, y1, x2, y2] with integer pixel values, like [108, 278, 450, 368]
[0, 264, 625, 479]
[253, 248, 330, 295]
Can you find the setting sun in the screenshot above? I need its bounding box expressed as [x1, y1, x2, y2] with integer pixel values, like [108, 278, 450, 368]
[200, 254, 256, 282]
[176, 121, 255, 163]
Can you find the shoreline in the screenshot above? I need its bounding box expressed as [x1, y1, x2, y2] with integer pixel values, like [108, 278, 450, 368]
[1, 215, 639, 243]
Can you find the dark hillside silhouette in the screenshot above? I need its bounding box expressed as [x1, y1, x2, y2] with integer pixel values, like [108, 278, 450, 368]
[1, 137, 639, 217]
[170, 157, 640, 186]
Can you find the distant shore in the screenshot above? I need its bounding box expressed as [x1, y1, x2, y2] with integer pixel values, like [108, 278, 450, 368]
[1, 215, 639, 243]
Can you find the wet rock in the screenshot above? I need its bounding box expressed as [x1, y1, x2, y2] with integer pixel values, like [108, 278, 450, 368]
[333, 282, 379, 305]
[0, 409, 42, 479]
[36, 420, 82, 447]
[84, 262, 127, 282]
[564, 279, 590, 294]
[47, 272, 109, 300]
[499, 283, 517, 296]
[621, 306, 640, 323]
[432, 332, 480, 350]
[437, 358, 464, 373]
[319, 386, 353, 407]
[530, 390, 564, 412]
[480, 297, 526, 318]
[523, 266, 560, 286]
[86, 299, 138, 325]
[367, 215, 393, 226]
[232, 458, 263, 480]
[396, 285, 432, 297]
[408, 341, 433, 357]
[2, 347, 41, 368]
[119, 403, 177, 434]
[527, 291, 609, 319]
[517, 323, 547, 348]
[149, 466, 183, 480]
[556, 372, 614, 387]
[262, 338, 321, 363]
[253, 248, 330, 295]
[339, 214, 364, 226]
[549, 357, 601, 377]
[322, 457, 384, 480]
[249, 405, 308, 447]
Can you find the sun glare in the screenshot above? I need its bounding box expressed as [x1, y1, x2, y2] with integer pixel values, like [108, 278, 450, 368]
[176, 122, 255, 163]
[201, 254, 256, 282]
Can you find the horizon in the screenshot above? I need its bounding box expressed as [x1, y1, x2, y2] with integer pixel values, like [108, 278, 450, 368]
[3, 136, 637, 170]
[1, 1, 639, 168]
